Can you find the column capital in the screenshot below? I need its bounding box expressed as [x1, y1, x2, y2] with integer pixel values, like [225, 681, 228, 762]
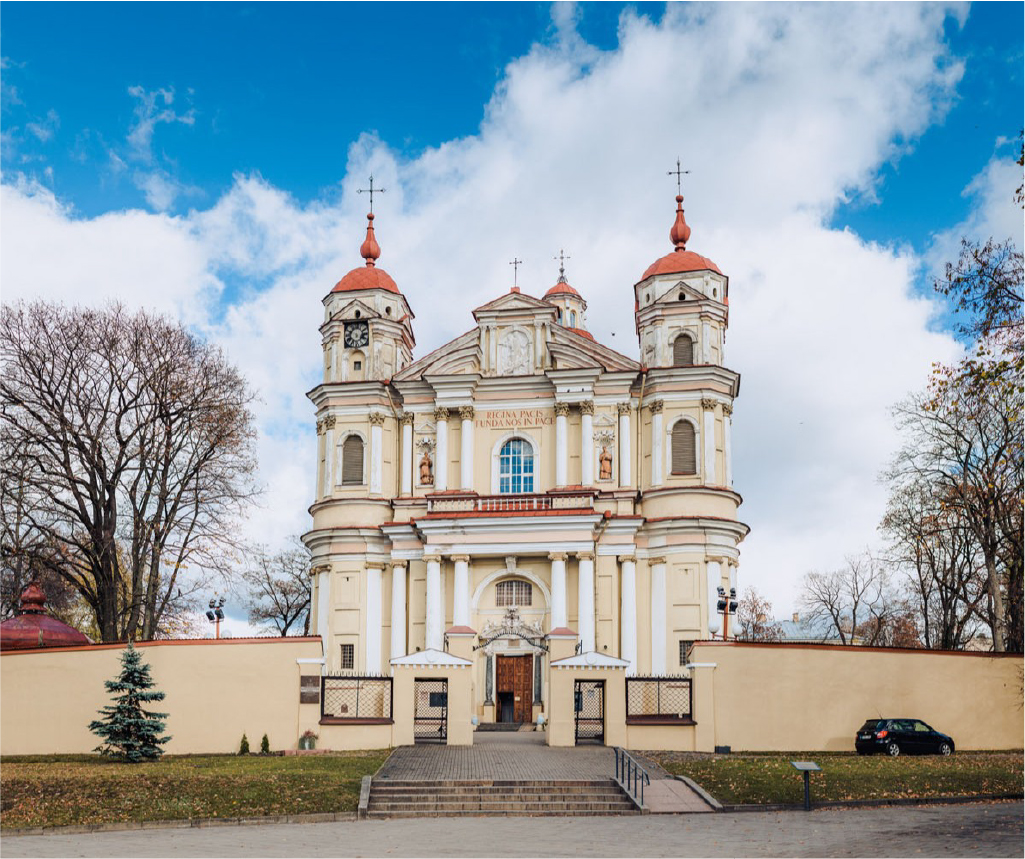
[617, 555, 637, 565]
[369, 412, 386, 426]
[701, 397, 718, 412]
[548, 552, 567, 562]
[554, 402, 570, 417]
[722, 402, 733, 417]
[365, 561, 386, 571]
[617, 402, 632, 416]
[390, 560, 408, 570]
[458, 406, 475, 421]
[449, 554, 470, 563]
[324, 415, 337, 429]
[576, 551, 595, 562]
[423, 553, 443, 564]
[312, 564, 332, 575]
[649, 399, 664, 415]
[400, 411, 415, 425]
[706, 555, 727, 565]
[434, 407, 450, 422]
[579, 400, 594, 416]
[648, 556, 667, 566]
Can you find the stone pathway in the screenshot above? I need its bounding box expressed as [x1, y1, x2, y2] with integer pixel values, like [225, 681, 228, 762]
[5, 802, 1021, 857]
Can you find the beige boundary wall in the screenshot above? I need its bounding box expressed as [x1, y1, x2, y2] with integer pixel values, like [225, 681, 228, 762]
[691, 641, 1023, 752]
[1, 637, 323, 756]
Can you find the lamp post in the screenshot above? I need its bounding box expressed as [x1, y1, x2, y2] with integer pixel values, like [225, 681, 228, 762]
[716, 587, 738, 639]
[206, 596, 225, 639]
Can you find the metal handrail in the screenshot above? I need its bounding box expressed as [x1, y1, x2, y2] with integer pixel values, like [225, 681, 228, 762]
[613, 747, 650, 809]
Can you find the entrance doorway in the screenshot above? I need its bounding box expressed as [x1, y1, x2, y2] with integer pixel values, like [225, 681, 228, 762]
[574, 679, 605, 745]
[496, 655, 533, 723]
[413, 678, 448, 744]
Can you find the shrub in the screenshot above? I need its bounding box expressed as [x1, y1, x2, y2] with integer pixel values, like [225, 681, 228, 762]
[239, 733, 250, 755]
[260, 734, 270, 755]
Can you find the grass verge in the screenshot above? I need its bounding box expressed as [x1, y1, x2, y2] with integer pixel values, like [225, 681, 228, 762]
[0, 751, 390, 829]
[644, 750, 1024, 806]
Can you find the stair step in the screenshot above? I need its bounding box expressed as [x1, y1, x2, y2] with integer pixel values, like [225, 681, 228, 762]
[367, 809, 641, 818]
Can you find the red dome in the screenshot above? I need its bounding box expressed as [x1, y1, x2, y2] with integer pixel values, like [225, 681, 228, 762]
[332, 266, 400, 294]
[565, 326, 594, 341]
[640, 249, 722, 281]
[0, 583, 92, 651]
[544, 281, 581, 298]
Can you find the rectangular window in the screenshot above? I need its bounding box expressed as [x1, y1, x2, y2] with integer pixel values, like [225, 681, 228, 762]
[496, 580, 532, 606]
[340, 643, 355, 670]
[679, 640, 694, 666]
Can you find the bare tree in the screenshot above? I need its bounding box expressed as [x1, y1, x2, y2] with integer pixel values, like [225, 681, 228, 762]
[734, 588, 784, 642]
[0, 301, 259, 642]
[241, 538, 311, 636]
[798, 553, 895, 645]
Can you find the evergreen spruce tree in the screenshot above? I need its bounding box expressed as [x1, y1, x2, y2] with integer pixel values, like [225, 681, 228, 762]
[88, 642, 171, 762]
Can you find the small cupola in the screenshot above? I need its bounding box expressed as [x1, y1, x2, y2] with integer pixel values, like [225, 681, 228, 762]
[543, 251, 589, 335]
[0, 582, 92, 651]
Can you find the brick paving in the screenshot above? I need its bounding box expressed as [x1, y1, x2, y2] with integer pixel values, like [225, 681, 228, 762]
[4, 801, 1021, 857]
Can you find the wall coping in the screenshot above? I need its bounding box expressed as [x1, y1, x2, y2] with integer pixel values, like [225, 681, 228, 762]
[1, 636, 324, 656]
[693, 641, 1021, 658]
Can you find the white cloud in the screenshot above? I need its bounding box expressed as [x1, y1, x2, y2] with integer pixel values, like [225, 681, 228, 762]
[123, 86, 197, 211]
[25, 108, 59, 143]
[1, 3, 979, 614]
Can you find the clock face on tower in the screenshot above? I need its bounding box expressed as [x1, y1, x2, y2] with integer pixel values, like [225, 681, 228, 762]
[344, 321, 369, 348]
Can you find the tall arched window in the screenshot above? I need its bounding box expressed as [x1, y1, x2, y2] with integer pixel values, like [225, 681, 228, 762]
[570, 310, 577, 327]
[671, 421, 697, 475]
[499, 438, 534, 493]
[673, 334, 694, 367]
[341, 435, 365, 485]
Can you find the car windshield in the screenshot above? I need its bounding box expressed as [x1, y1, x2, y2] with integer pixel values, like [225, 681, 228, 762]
[859, 720, 884, 732]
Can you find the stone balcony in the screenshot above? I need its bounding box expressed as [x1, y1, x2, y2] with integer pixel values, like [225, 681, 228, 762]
[425, 490, 597, 516]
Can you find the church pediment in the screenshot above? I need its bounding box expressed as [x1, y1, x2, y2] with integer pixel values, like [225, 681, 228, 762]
[548, 327, 639, 373]
[392, 329, 481, 381]
[472, 291, 558, 320]
[331, 298, 381, 321]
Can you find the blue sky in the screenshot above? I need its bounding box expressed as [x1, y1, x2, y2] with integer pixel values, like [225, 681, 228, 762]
[2, 3, 1023, 625]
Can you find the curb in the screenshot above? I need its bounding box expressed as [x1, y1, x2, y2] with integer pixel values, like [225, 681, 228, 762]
[2, 811, 360, 838]
[722, 793, 1024, 813]
[673, 775, 723, 811]
[358, 775, 373, 819]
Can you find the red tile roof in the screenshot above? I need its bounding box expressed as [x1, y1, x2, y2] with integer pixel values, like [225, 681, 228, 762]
[332, 265, 400, 294]
[640, 249, 722, 281]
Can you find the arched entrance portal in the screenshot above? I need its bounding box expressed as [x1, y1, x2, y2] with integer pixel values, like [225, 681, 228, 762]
[476, 607, 548, 725]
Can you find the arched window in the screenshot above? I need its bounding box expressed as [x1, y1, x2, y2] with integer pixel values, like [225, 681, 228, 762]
[570, 310, 577, 327]
[499, 438, 534, 494]
[341, 435, 364, 485]
[673, 334, 694, 367]
[496, 580, 532, 607]
[671, 422, 697, 475]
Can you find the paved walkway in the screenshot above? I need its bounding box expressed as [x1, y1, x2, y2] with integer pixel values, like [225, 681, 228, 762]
[4, 801, 1021, 857]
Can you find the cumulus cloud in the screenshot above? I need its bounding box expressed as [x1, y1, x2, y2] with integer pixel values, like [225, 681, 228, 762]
[122, 85, 197, 211]
[1, 3, 977, 613]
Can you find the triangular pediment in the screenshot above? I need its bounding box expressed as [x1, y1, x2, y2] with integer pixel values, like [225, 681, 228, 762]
[390, 648, 472, 667]
[393, 329, 481, 381]
[473, 291, 558, 319]
[653, 279, 709, 305]
[551, 650, 629, 669]
[548, 327, 640, 373]
[330, 298, 381, 321]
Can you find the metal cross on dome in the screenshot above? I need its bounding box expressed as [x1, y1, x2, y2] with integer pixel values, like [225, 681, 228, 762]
[357, 175, 386, 213]
[667, 158, 690, 195]
[509, 257, 523, 287]
[554, 249, 571, 277]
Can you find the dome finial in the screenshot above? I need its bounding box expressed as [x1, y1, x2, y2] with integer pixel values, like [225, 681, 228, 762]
[554, 249, 571, 284]
[667, 158, 692, 251]
[359, 212, 381, 267]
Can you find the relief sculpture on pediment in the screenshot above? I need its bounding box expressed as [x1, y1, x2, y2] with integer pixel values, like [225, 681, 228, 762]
[497, 329, 532, 376]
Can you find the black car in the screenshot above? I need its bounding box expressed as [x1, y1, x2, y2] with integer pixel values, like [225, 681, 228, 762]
[855, 718, 955, 756]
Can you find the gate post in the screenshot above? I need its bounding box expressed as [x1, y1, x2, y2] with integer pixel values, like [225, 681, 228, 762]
[390, 647, 473, 746]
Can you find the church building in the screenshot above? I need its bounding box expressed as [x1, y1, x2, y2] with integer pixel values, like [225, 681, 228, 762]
[303, 189, 748, 727]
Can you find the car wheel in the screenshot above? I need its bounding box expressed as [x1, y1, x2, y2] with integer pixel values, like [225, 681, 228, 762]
[939, 742, 952, 756]
[886, 741, 901, 757]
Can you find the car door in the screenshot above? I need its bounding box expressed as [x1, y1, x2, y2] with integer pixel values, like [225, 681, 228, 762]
[892, 720, 916, 753]
[912, 720, 938, 753]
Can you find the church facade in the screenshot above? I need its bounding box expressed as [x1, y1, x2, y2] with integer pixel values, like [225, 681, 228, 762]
[303, 193, 748, 727]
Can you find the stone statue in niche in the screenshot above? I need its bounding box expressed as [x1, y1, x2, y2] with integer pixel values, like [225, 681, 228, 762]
[497, 329, 532, 376]
[599, 445, 613, 481]
[419, 450, 434, 485]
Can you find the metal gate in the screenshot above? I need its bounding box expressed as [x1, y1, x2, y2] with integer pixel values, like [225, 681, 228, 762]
[413, 678, 448, 744]
[574, 679, 605, 745]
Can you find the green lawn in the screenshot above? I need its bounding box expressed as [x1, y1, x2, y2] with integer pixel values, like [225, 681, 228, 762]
[0, 751, 391, 829]
[644, 750, 1024, 806]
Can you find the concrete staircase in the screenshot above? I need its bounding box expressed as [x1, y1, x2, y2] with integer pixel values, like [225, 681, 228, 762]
[366, 778, 640, 818]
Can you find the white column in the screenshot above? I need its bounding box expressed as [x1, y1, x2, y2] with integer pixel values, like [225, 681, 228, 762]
[390, 563, 407, 660]
[400, 415, 413, 496]
[620, 555, 637, 675]
[323, 417, 335, 492]
[650, 557, 667, 675]
[329, 341, 338, 382]
[707, 558, 722, 637]
[702, 399, 717, 485]
[618, 403, 631, 487]
[701, 320, 711, 364]
[434, 408, 449, 492]
[316, 567, 331, 640]
[723, 403, 733, 488]
[452, 555, 471, 627]
[650, 400, 664, 487]
[316, 425, 325, 498]
[549, 552, 567, 629]
[369, 413, 384, 495]
[425, 555, 443, 650]
[365, 564, 383, 673]
[459, 407, 474, 490]
[580, 401, 594, 485]
[555, 403, 569, 487]
[577, 552, 596, 652]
